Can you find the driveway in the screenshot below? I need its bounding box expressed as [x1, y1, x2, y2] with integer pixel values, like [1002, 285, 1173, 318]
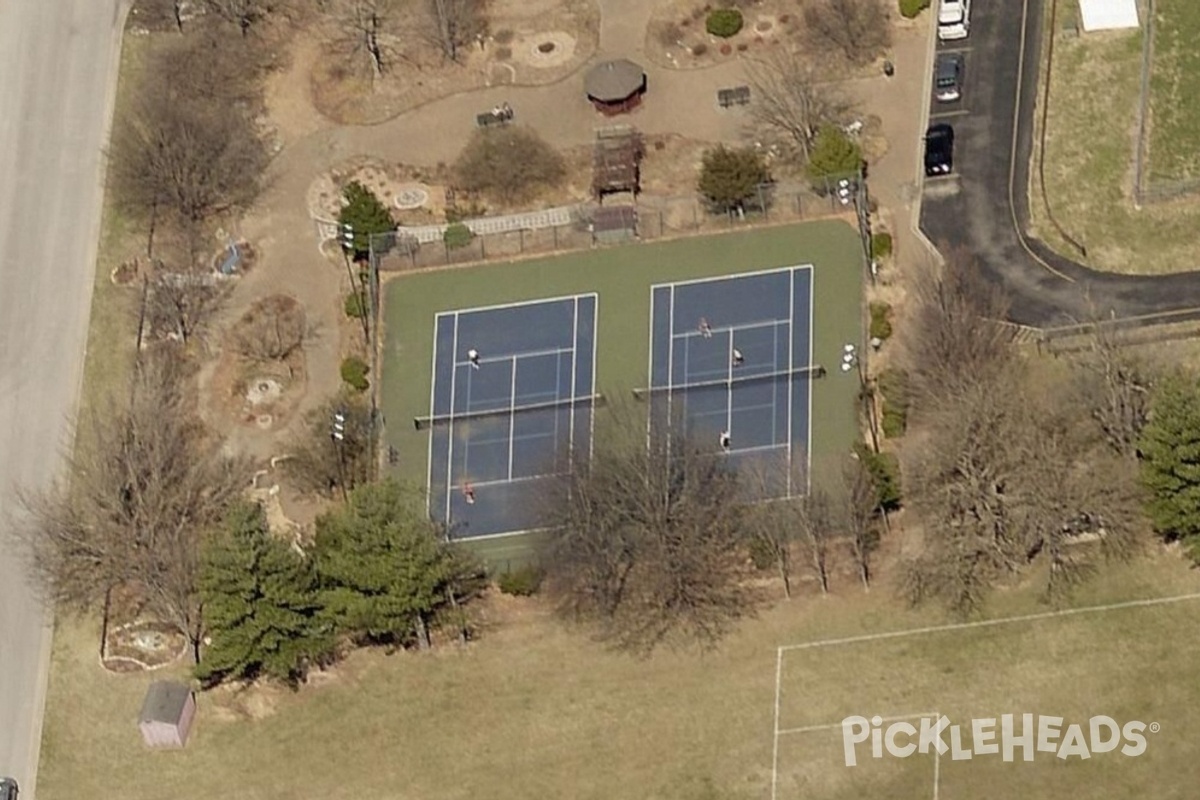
[919, 0, 1200, 327]
[0, 0, 126, 794]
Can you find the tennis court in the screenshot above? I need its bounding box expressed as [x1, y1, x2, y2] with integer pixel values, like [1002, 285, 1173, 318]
[645, 266, 816, 497]
[423, 294, 598, 539]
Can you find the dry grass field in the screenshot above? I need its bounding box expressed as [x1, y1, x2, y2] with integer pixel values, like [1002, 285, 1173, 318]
[36, 555, 1200, 800]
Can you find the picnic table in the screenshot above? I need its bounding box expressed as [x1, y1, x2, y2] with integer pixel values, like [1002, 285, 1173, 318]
[476, 104, 514, 128]
[717, 86, 751, 108]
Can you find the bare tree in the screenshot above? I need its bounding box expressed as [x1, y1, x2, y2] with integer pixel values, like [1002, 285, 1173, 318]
[231, 294, 307, 368]
[423, 0, 486, 62]
[802, 0, 891, 66]
[146, 270, 230, 347]
[330, 0, 405, 79]
[19, 347, 249, 661]
[1068, 321, 1152, 460]
[903, 367, 1142, 616]
[107, 81, 269, 257]
[540, 404, 756, 654]
[742, 49, 856, 162]
[842, 458, 881, 590]
[903, 248, 1017, 408]
[204, 0, 286, 35]
[153, 24, 271, 110]
[283, 396, 373, 497]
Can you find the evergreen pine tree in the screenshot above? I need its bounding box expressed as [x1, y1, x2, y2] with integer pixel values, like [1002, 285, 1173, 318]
[197, 503, 332, 688]
[314, 480, 485, 648]
[337, 181, 395, 260]
[1140, 372, 1200, 563]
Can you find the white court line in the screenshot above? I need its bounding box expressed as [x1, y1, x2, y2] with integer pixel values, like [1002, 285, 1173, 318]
[779, 591, 1200, 653]
[667, 285, 677, 420]
[727, 443, 789, 457]
[672, 318, 787, 341]
[443, 311, 461, 524]
[777, 711, 940, 737]
[456, 346, 573, 366]
[648, 263, 816, 291]
[507, 357, 518, 480]
[424, 314, 444, 518]
[786, 268, 795, 497]
[805, 266, 814, 496]
[446, 292, 599, 316]
[588, 294, 599, 463]
[569, 296, 579, 461]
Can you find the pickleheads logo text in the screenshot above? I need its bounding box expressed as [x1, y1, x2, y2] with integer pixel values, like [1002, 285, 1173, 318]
[841, 714, 1158, 766]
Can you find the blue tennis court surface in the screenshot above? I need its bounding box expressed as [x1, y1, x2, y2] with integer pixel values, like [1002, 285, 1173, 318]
[648, 266, 814, 497]
[426, 294, 597, 538]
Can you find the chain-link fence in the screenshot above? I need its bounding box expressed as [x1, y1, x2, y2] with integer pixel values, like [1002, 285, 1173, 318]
[360, 177, 861, 274]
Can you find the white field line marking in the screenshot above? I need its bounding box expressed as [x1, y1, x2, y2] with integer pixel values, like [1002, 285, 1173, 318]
[771, 648, 783, 800]
[778, 592, 1200, 653]
[777, 711, 940, 737]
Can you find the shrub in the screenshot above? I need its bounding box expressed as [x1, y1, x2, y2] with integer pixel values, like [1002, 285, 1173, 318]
[719, 43, 733, 55]
[898, 0, 931, 18]
[497, 565, 544, 596]
[853, 442, 902, 510]
[658, 22, 684, 46]
[443, 222, 473, 249]
[806, 126, 863, 185]
[869, 301, 893, 341]
[747, 536, 778, 571]
[706, 7, 744, 37]
[492, 28, 515, 44]
[877, 369, 909, 438]
[454, 125, 566, 204]
[340, 356, 370, 392]
[691, 42, 708, 56]
[698, 145, 769, 213]
[737, 42, 749, 51]
[872, 231, 893, 259]
[344, 293, 366, 319]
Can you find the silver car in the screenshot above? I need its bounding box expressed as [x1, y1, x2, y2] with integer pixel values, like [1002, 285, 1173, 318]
[935, 53, 964, 102]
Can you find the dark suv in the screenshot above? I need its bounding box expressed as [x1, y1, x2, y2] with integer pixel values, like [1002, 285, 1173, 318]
[0, 777, 18, 800]
[935, 53, 964, 102]
[924, 124, 955, 176]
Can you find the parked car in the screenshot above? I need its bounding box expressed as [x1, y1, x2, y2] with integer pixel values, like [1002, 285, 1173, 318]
[924, 124, 955, 176]
[935, 53, 964, 102]
[0, 777, 18, 800]
[938, 0, 970, 40]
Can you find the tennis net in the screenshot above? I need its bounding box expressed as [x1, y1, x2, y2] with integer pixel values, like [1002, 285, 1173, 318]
[631, 365, 825, 400]
[413, 393, 605, 430]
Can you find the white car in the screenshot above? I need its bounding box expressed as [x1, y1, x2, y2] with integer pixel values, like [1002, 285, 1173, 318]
[938, 0, 970, 40]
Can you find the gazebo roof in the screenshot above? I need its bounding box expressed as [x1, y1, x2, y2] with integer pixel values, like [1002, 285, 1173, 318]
[584, 59, 646, 102]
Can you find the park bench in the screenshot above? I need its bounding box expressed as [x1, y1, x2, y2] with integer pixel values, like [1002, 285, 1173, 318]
[717, 86, 751, 108]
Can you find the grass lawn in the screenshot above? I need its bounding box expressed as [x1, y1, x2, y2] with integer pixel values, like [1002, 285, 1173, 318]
[36, 554, 1200, 800]
[380, 221, 866, 563]
[76, 37, 152, 418]
[1148, 0, 1200, 182]
[1027, 14, 1200, 274]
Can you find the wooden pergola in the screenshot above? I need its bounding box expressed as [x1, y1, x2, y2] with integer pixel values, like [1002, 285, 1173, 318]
[592, 125, 645, 201]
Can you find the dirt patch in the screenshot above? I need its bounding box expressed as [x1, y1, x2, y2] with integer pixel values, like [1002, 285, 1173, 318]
[308, 0, 600, 126]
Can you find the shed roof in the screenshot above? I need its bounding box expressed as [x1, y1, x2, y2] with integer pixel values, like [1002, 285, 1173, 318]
[584, 60, 645, 102]
[139, 681, 192, 724]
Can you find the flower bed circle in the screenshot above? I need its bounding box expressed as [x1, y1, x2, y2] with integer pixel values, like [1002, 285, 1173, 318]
[394, 186, 430, 209]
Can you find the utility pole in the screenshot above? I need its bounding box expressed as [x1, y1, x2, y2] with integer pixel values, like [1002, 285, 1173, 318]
[340, 223, 371, 347]
[331, 409, 350, 503]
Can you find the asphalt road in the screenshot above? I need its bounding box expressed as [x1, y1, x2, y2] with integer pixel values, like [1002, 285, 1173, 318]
[0, 0, 126, 794]
[920, 0, 1200, 328]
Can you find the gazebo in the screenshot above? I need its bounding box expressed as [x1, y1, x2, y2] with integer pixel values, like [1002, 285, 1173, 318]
[584, 59, 647, 115]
